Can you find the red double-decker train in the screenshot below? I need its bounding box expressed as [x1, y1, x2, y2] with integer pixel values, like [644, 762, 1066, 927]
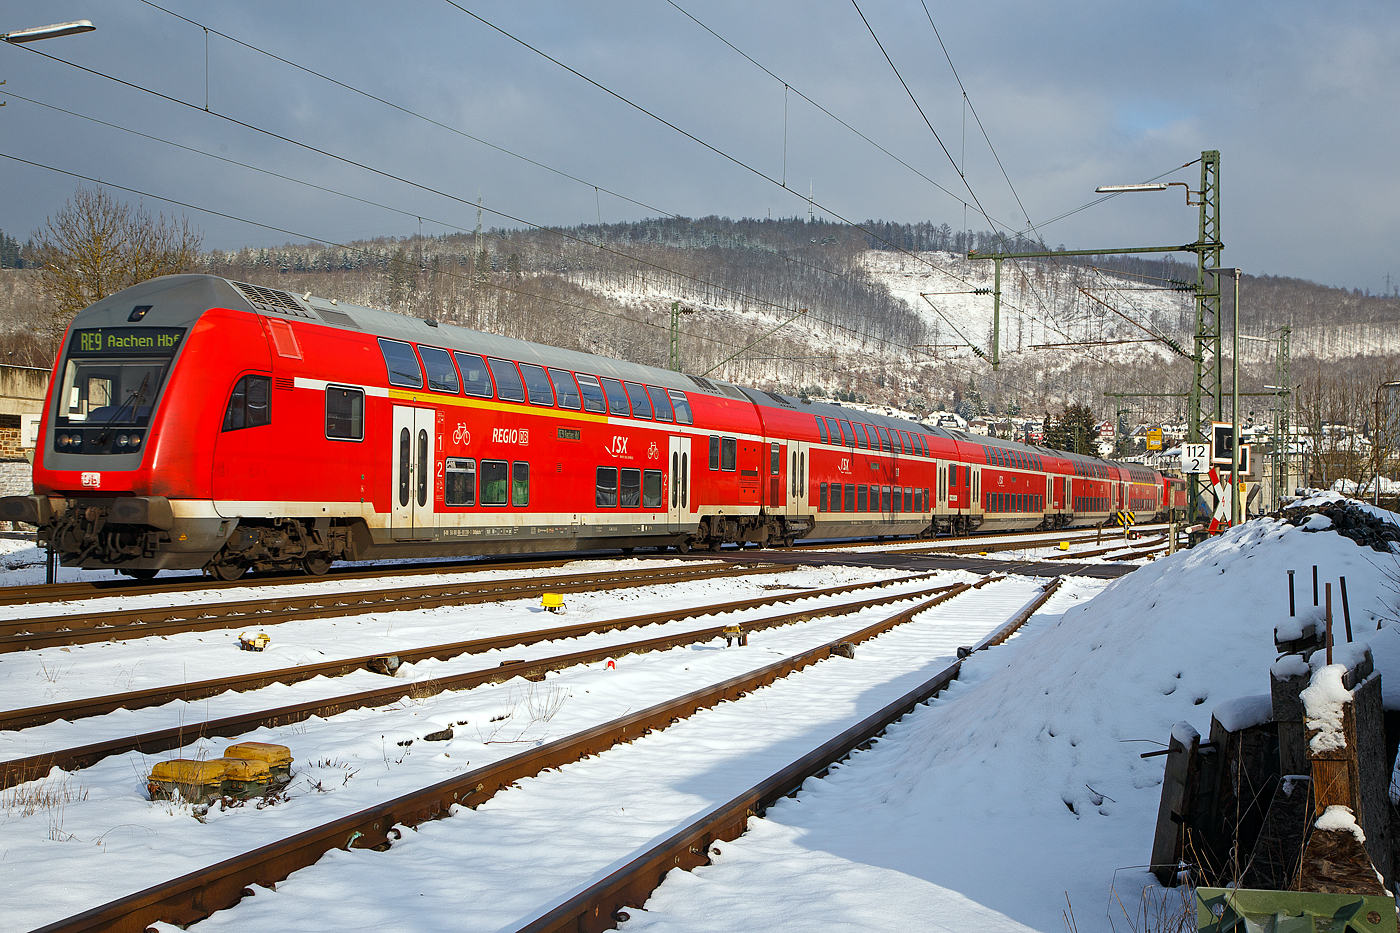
[0, 275, 1180, 579]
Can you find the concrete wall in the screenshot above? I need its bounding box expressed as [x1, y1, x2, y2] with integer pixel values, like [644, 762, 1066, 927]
[0, 364, 50, 418]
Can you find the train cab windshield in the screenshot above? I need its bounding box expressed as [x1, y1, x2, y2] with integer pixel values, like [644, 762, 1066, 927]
[52, 327, 185, 453]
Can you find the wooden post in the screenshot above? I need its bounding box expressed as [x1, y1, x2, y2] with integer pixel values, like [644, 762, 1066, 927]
[1295, 649, 1392, 893]
[1150, 722, 1202, 886]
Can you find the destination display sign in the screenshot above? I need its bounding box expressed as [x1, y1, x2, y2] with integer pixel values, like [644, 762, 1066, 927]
[72, 328, 185, 356]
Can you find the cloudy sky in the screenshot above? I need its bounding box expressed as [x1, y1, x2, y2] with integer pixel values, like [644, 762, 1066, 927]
[2, 0, 1396, 292]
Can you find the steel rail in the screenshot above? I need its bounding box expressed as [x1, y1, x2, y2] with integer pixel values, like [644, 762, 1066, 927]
[899, 528, 1158, 557]
[26, 578, 996, 933]
[517, 575, 1066, 933]
[1043, 535, 1166, 561]
[0, 572, 948, 732]
[1, 580, 978, 792]
[0, 554, 582, 607]
[0, 563, 782, 653]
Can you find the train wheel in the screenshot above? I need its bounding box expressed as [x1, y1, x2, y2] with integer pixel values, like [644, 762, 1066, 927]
[675, 538, 691, 555]
[302, 555, 332, 576]
[208, 560, 247, 582]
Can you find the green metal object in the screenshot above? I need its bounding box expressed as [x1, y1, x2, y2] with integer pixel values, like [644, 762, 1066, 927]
[968, 150, 1224, 515]
[1189, 150, 1223, 521]
[1196, 887, 1397, 933]
[992, 258, 1001, 369]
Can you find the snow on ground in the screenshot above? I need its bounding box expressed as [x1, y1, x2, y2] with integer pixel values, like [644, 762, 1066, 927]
[0, 559, 1001, 931]
[155, 578, 1056, 933]
[7, 497, 1397, 932]
[621, 496, 1400, 933]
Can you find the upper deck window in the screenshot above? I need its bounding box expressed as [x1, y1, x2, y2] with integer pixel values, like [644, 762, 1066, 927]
[625, 382, 653, 419]
[647, 386, 674, 422]
[600, 377, 631, 417]
[454, 352, 494, 398]
[222, 375, 271, 432]
[487, 358, 526, 402]
[418, 346, 459, 394]
[667, 390, 694, 425]
[549, 369, 581, 410]
[378, 339, 423, 389]
[576, 374, 607, 413]
[519, 363, 555, 406]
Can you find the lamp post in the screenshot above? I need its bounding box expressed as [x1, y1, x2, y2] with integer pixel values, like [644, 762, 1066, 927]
[1091, 152, 1222, 528]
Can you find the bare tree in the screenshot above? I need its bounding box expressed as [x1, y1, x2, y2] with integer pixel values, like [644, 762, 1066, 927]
[30, 186, 202, 344]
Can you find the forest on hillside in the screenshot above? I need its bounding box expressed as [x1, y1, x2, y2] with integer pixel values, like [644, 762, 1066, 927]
[2, 211, 1398, 439]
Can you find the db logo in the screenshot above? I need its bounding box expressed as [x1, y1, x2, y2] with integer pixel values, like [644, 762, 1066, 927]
[647, 442, 659, 460]
[81, 472, 101, 488]
[453, 423, 471, 446]
[491, 427, 528, 445]
[606, 436, 629, 456]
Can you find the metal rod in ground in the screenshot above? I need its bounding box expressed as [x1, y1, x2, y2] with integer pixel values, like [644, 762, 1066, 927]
[1340, 575, 1352, 642]
[1313, 565, 1319, 606]
[1288, 570, 1296, 617]
[1326, 582, 1333, 666]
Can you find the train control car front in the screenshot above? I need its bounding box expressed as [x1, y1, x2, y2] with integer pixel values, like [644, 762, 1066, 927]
[0, 276, 274, 577]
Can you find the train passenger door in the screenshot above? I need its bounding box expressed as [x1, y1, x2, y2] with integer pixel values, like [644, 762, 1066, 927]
[667, 434, 691, 531]
[787, 442, 808, 520]
[767, 442, 784, 509]
[391, 406, 436, 539]
[1053, 476, 1064, 511]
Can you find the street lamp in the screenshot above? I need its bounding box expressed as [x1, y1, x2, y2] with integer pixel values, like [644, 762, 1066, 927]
[1096, 181, 1200, 204]
[1, 20, 95, 43]
[2, 19, 96, 117]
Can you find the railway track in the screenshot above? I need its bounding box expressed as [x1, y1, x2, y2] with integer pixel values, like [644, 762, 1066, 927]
[1, 574, 967, 789]
[0, 572, 949, 734]
[0, 524, 1166, 607]
[19, 571, 1055, 933]
[0, 562, 782, 653]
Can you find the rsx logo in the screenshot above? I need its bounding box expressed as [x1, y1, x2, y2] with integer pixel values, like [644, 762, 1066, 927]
[606, 436, 629, 456]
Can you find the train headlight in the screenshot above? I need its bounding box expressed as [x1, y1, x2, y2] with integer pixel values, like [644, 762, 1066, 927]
[129, 434, 142, 447]
[116, 435, 129, 447]
[56, 434, 70, 448]
[69, 434, 81, 449]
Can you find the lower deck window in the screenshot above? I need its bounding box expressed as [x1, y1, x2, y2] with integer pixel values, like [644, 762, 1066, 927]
[446, 458, 476, 506]
[325, 385, 363, 440]
[597, 467, 618, 507]
[482, 460, 509, 506]
[857, 485, 868, 512]
[819, 482, 829, 511]
[643, 470, 663, 508]
[512, 462, 530, 506]
[620, 468, 641, 508]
